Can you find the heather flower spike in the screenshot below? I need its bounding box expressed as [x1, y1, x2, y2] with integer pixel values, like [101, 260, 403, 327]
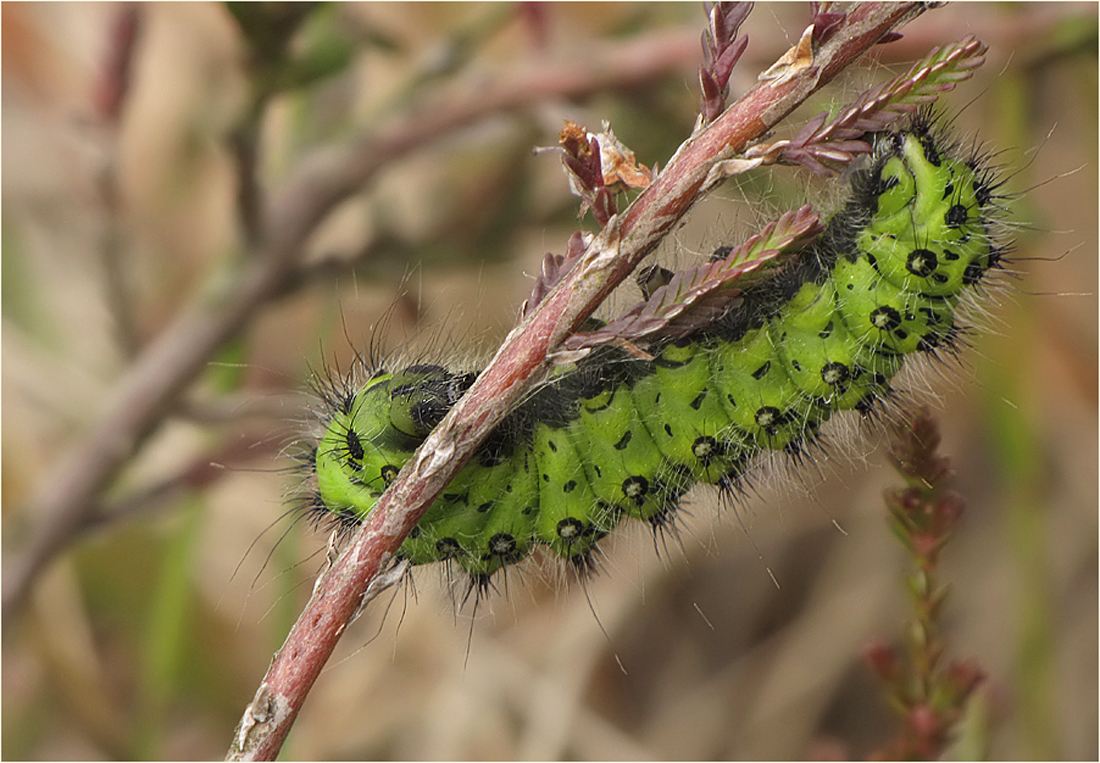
[521, 231, 591, 319]
[746, 35, 988, 174]
[867, 409, 988, 760]
[596, 124, 653, 192]
[699, 2, 751, 122]
[564, 205, 822, 351]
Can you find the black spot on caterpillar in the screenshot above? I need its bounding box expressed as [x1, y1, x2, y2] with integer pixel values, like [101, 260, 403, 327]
[301, 113, 1007, 594]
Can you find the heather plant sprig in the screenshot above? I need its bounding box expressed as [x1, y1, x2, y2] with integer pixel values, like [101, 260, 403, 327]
[227, 5, 987, 758]
[745, 35, 987, 174]
[865, 409, 987, 760]
[563, 204, 823, 351]
[699, 1, 752, 123]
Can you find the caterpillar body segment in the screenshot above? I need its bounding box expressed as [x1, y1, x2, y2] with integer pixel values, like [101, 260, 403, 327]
[573, 382, 675, 524]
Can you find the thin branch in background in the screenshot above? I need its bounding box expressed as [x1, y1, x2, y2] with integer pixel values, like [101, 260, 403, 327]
[81, 432, 287, 536]
[226, 4, 951, 759]
[94, 4, 143, 359]
[225, 3, 319, 245]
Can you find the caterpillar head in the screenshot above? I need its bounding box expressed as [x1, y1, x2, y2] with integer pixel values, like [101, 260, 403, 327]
[314, 364, 466, 522]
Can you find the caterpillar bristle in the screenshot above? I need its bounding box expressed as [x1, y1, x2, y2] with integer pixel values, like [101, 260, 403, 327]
[646, 499, 692, 562]
[644, 500, 680, 532]
[462, 570, 498, 610]
[300, 490, 360, 536]
[567, 548, 603, 579]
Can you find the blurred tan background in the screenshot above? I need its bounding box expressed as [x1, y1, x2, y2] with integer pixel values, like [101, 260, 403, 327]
[2, 3, 1096, 759]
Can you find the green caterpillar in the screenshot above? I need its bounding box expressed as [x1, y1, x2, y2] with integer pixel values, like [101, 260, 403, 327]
[302, 115, 1004, 591]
